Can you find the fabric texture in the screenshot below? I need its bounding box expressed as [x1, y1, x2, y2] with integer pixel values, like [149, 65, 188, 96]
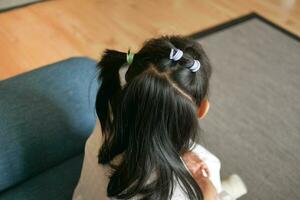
[194, 18, 300, 200]
[0, 57, 99, 195]
[0, 154, 84, 200]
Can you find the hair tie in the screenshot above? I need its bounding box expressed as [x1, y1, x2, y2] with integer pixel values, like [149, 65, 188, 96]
[169, 48, 183, 61]
[188, 59, 201, 72]
[169, 48, 201, 72]
[127, 48, 135, 65]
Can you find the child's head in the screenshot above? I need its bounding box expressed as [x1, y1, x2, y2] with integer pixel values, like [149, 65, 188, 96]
[95, 35, 212, 200]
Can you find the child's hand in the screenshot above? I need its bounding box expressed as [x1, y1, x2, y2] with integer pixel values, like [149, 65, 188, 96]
[182, 151, 218, 200]
[182, 151, 210, 178]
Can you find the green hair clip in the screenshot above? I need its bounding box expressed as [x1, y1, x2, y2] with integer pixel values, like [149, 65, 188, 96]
[126, 48, 135, 65]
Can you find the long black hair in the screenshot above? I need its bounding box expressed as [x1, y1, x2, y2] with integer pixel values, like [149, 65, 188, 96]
[95, 35, 212, 200]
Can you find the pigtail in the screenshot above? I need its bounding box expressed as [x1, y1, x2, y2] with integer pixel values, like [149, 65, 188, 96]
[105, 67, 203, 200]
[95, 49, 127, 163]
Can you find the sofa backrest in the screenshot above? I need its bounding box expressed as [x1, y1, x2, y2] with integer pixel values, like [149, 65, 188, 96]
[0, 57, 100, 192]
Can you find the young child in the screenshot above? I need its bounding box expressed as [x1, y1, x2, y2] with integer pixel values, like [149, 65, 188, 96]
[73, 35, 241, 200]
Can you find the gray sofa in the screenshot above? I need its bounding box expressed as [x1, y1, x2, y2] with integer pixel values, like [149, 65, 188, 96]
[0, 57, 100, 200]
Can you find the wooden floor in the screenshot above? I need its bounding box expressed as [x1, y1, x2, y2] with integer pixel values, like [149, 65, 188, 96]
[0, 0, 299, 80]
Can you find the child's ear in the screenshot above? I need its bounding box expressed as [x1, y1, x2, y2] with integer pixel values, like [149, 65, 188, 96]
[198, 99, 210, 119]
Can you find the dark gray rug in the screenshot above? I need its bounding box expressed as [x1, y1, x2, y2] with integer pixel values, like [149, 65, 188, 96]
[190, 13, 300, 200]
[0, 0, 43, 12]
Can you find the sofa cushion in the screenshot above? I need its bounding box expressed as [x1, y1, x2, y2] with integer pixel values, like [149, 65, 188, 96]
[0, 57, 100, 192]
[0, 154, 84, 200]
